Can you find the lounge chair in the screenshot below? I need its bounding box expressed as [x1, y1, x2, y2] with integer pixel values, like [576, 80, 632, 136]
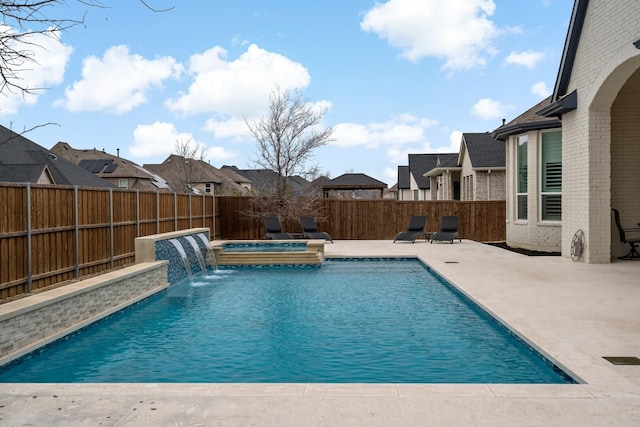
[612, 208, 640, 260]
[263, 217, 294, 240]
[299, 217, 333, 242]
[393, 216, 427, 243]
[430, 216, 461, 244]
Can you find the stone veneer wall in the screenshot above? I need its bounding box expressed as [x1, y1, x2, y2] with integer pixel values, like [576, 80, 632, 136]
[0, 262, 168, 366]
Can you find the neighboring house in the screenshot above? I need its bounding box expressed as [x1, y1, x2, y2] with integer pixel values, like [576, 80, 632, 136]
[221, 166, 310, 196]
[0, 126, 113, 188]
[322, 173, 387, 199]
[396, 153, 458, 200]
[492, 97, 562, 253]
[422, 153, 461, 201]
[457, 133, 506, 201]
[145, 155, 249, 195]
[498, 0, 639, 263]
[51, 142, 171, 192]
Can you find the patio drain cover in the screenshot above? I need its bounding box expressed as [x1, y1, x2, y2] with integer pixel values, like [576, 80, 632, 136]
[603, 356, 640, 365]
[444, 261, 459, 264]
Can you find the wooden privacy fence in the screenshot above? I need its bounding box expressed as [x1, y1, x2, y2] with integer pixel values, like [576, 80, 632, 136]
[0, 186, 504, 304]
[218, 197, 506, 242]
[0, 183, 218, 302]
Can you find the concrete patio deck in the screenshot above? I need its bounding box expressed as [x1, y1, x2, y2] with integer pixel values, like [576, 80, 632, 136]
[1, 240, 639, 426]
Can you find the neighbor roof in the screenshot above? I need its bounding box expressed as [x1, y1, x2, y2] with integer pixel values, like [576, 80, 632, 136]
[222, 166, 309, 196]
[397, 165, 410, 189]
[0, 126, 114, 188]
[322, 173, 387, 189]
[51, 142, 169, 192]
[408, 153, 458, 189]
[460, 133, 505, 169]
[145, 156, 248, 194]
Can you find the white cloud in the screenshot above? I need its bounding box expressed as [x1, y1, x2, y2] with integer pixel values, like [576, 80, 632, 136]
[55, 45, 183, 114]
[505, 50, 544, 69]
[531, 81, 551, 98]
[130, 121, 203, 159]
[331, 114, 437, 149]
[205, 145, 238, 163]
[166, 44, 310, 117]
[471, 98, 513, 120]
[203, 117, 250, 140]
[360, 0, 499, 71]
[0, 26, 73, 115]
[449, 131, 463, 152]
[203, 99, 332, 141]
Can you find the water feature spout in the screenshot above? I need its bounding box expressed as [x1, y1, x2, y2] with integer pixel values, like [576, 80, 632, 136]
[196, 233, 218, 271]
[168, 238, 193, 283]
[184, 235, 208, 275]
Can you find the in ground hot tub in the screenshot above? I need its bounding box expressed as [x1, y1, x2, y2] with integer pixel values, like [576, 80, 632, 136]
[211, 240, 325, 266]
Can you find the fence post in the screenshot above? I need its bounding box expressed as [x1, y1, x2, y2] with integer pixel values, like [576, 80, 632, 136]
[136, 189, 140, 237]
[74, 185, 79, 279]
[25, 183, 32, 294]
[156, 192, 160, 234]
[109, 188, 114, 270]
[189, 193, 192, 228]
[174, 193, 178, 230]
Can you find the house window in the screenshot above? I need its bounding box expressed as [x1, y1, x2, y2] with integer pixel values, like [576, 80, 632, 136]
[540, 130, 562, 221]
[516, 135, 528, 220]
[205, 183, 211, 193]
[413, 190, 419, 200]
[118, 179, 128, 188]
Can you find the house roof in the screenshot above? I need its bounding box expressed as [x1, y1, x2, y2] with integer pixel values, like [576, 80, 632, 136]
[222, 166, 309, 195]
[145, 155, 248, 194]
[397, 165, 410, 189]
[408, 153, 458, 189]
[491, 96, 562, 140]
[460, 133, 505, 169]
[51, 142, 169, 192]
[424, 153, 461, 177]
[539, 0, 589, 117]
[0, 126, 114, 188]
[322, 173, 387, 189]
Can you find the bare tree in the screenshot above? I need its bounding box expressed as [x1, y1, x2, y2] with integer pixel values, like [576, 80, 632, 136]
[0, 1, 172, 97]
[245, 88, 333, 221]
[172, 136, 205, 193]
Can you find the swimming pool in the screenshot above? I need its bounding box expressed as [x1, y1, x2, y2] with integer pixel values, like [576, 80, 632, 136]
[0, 258, 574, 383]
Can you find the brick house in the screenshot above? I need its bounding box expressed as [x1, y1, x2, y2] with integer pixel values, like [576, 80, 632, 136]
[496, 0, 640, 262]
[426, 133, 505, 202]
[492, 97, 563, 252]
[396, 153, 458, 200]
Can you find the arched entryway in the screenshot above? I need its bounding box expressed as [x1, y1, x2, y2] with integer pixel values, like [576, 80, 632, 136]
[609, 67, 640, 258]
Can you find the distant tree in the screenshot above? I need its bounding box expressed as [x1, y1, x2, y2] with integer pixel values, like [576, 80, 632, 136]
[172, 137, 205, 193]
[245, 88, 333, 221]
[0, 1, 172, 98]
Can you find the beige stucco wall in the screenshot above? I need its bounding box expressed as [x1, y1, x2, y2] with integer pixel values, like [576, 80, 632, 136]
[559, 0, 640, 262]
[506, 130, 562, 252]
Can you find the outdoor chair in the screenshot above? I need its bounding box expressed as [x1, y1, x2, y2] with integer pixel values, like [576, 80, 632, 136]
[430, 215, 461, 244]
[263, 217, 294, 240]
[299, 217, 333, 242]
[612, 208, 640, 260]
[393, 216, 428, 243]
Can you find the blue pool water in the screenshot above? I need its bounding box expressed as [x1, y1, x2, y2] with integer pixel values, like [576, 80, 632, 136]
[0, 258, 574, 383]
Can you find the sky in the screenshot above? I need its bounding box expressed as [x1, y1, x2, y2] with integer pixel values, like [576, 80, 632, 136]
[1, 0, 575, 186]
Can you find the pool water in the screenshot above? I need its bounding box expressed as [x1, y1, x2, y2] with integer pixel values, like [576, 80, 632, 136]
[0, 258, 574, 383]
